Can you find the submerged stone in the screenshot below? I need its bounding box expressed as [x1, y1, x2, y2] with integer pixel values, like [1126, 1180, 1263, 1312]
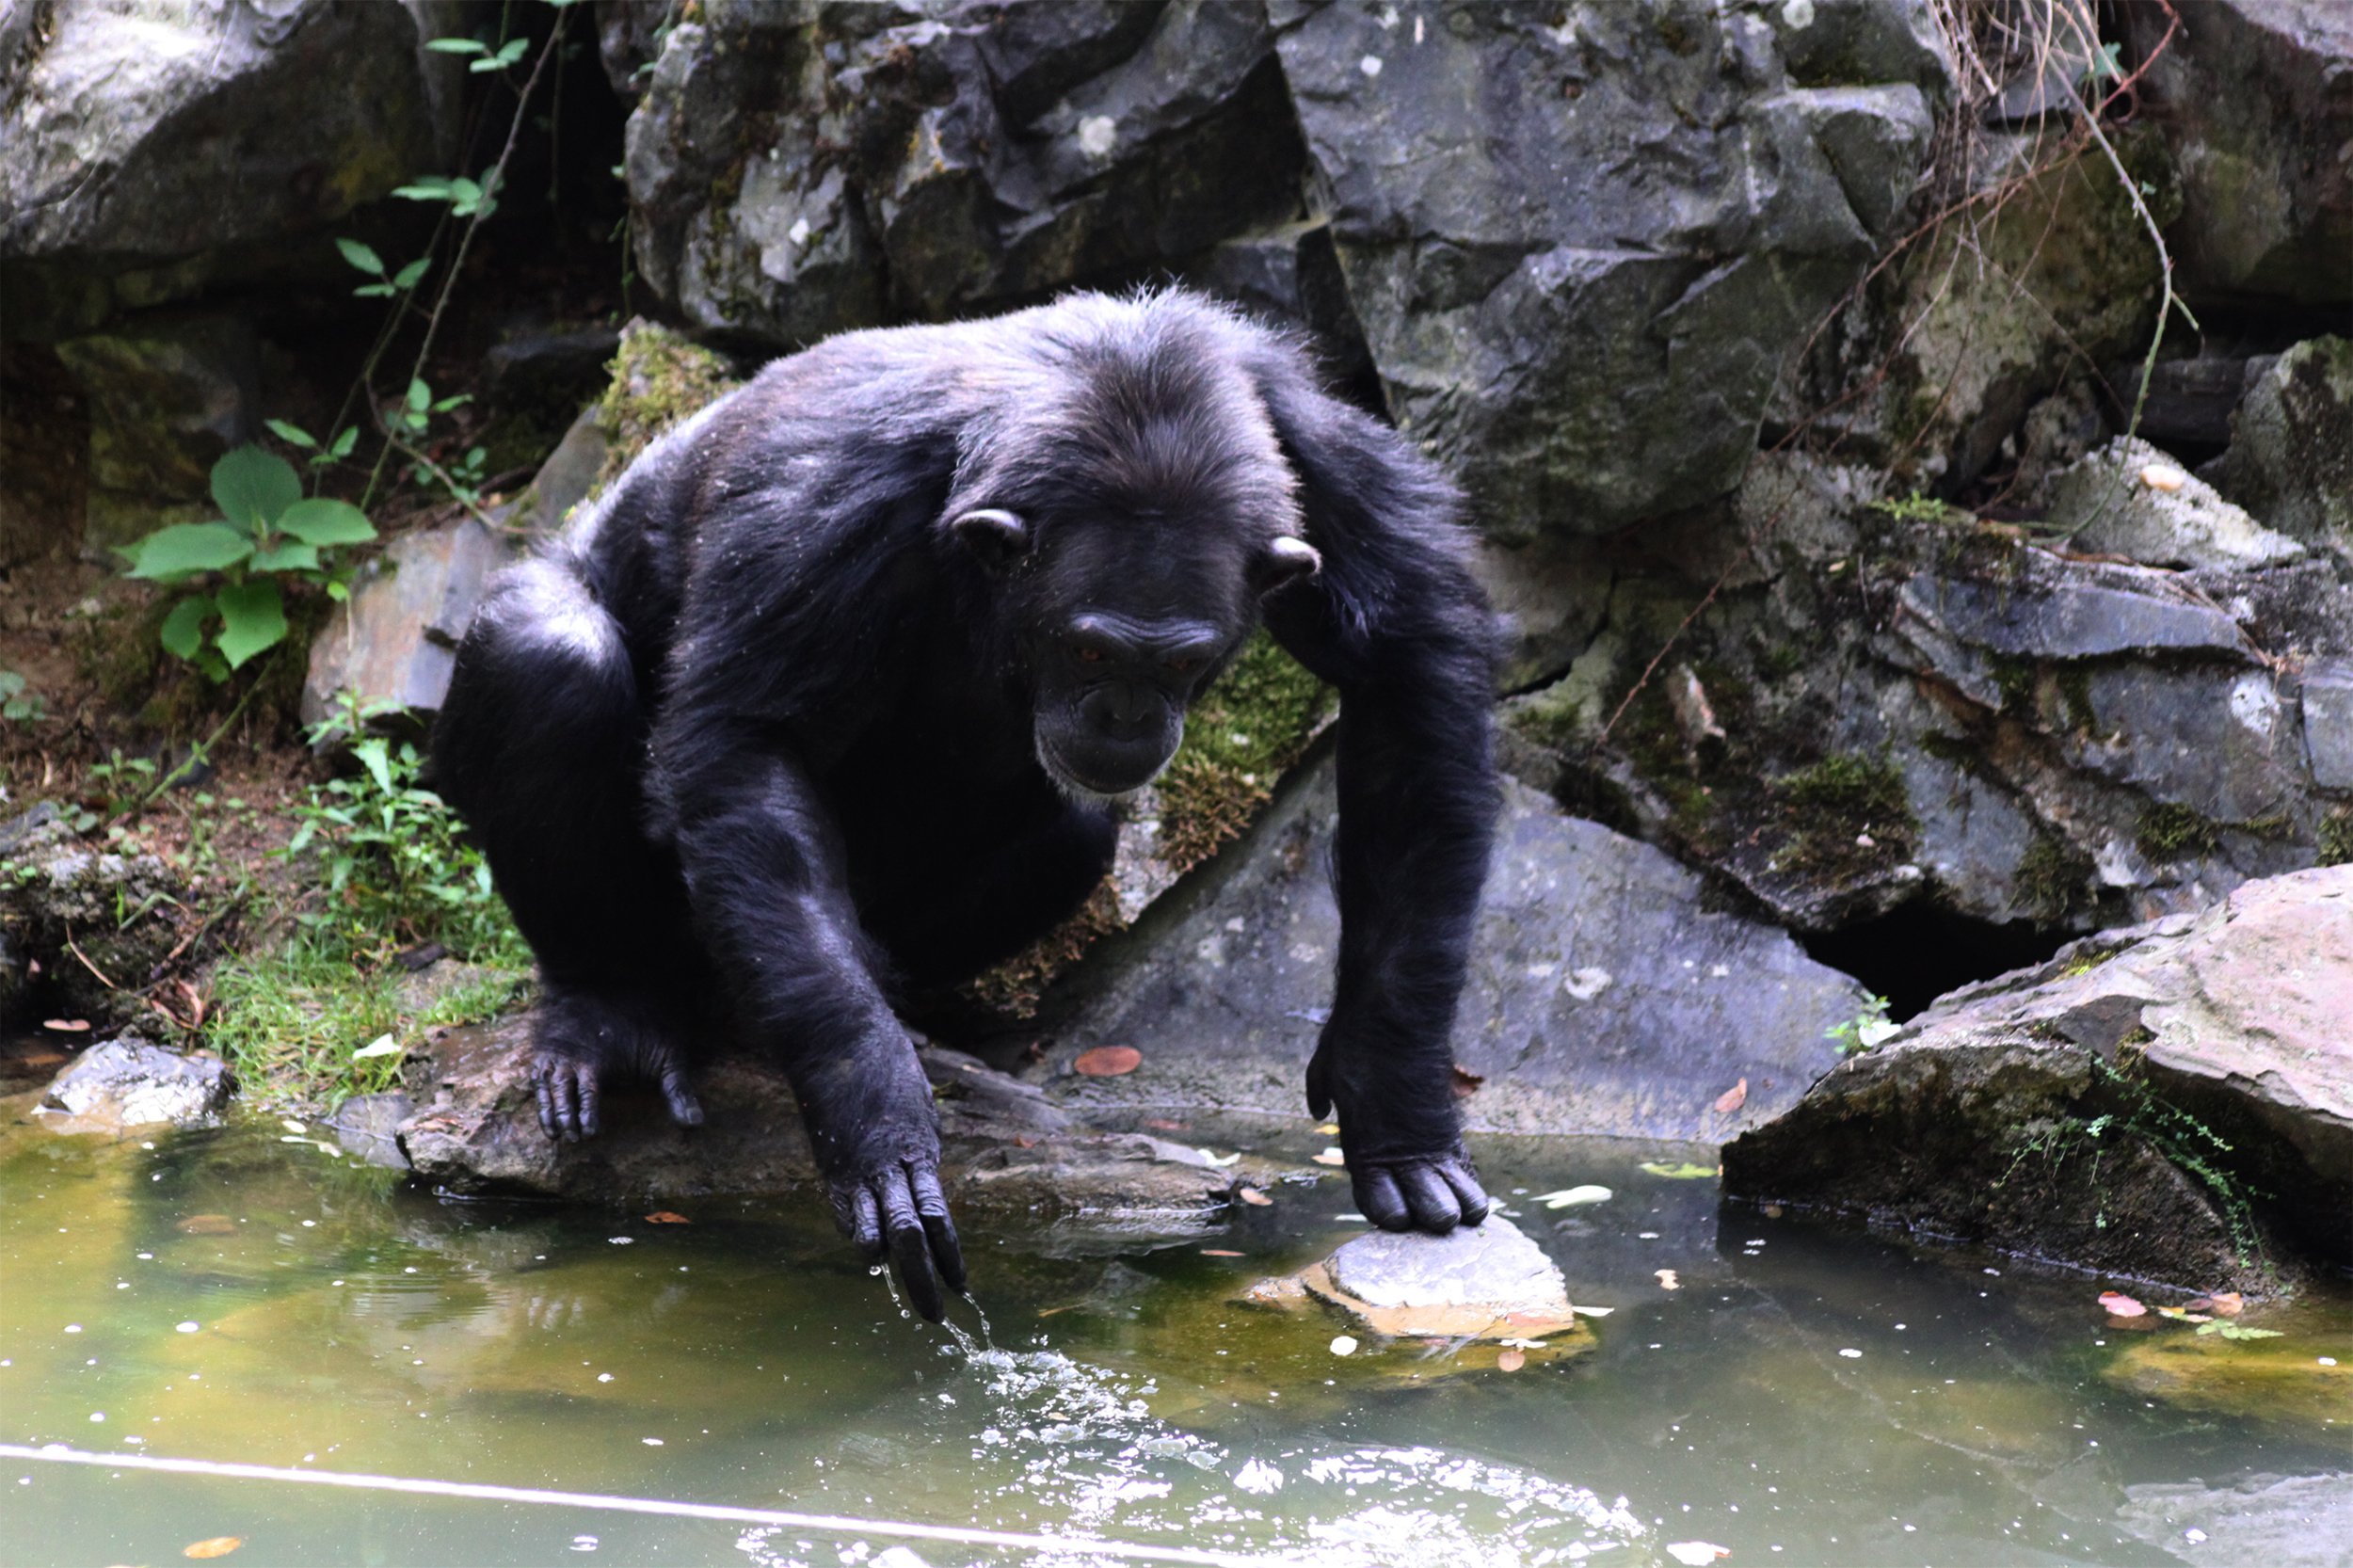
[1288, 1217, 1587, 1344]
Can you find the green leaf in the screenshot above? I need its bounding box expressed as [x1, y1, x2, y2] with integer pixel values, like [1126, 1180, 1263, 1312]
[264, 418, 319, 450]
[125, 522, 254, 580]
[392, 177, 456, 202]
[424, 37, 486, 54]
[392, 257, 430, 290]
[335, 237, 387, 277]
[354, 282, 396, 298]
[327, 426, 359, 459]
[1639, 1160, 1721, 1180]
[275, 498, 377, 547]
[158, 596, 214, 660]
[214, 580, 288, 669]
[407, 377, 432, 413]
[211, 445, 302, 529]
[249, 540, 321, 574]
[495, 37, 528, 66]
[353, 737, 396, 796]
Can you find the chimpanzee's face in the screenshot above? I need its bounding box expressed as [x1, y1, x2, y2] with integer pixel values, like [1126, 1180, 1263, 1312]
[947, 502, 1318, 803]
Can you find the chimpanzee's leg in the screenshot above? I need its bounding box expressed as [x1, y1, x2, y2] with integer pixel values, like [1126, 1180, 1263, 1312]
[429, 557, 709, 1139]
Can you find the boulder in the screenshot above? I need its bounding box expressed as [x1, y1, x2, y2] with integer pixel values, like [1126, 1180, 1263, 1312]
[394, 1016, 1239, 1250]
[1273, 0, 1946, 537]
[1722, 866, 2353, 1287]
[2046, 436, 2302, 571]
[1504, 450, 2353, 946]
[52, 312, 261, 551]
[2225, 337, 2353, 554]
[0, 0, 460, 337]
[1310, 1216, 1581, 1340]
[2117, 0, 2353, 307]
[621, 1, 1304, 348]
[1039, 756, 1866, 1143]
[299, 516, 517, 728]
[38, 1036, 232, 1131]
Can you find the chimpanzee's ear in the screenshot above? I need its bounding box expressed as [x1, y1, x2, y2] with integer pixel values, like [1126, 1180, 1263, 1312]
[1251, 535, 1322, 597]
[949, 508, 1030, 571]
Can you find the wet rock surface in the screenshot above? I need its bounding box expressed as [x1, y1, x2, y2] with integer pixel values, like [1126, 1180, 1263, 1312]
[1039, 757, 1865, 1143]
[2117, 1472, 2353, 1568]
[38, 1036, 232, 1132]
[1315, 1216, 1579, 1337]
[394, 1016, 1239, 1249]
[1723, 865, 2353, 1287]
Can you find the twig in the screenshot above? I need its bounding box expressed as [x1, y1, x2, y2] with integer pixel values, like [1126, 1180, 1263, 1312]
[363, 15, 568, 509]
[64, 933, 120, 993]
[120, 662, 271, 823]
[374, 423, 505, 532]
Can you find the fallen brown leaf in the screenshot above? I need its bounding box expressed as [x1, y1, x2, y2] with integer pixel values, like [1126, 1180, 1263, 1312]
[644, 1211, 690, 1225]
[42, 1018, 91, 1033]
[1450, 1064, 1486, 1095]
[1238, 1187, 1273, 1207]
[1072, 1046, 1143, 1078]
[1712, 1078, 1748, 1115]
[2098, 1290, 2147, 1318]
[1201, 1249, 1242, 1257]
[184, 1538, 244, 1560]
[1143, 1118, 1188, 1132]
[177, 1215, 237, 1236]
[1311, 1147, 1347, 1166]
[2186, 1290, 2243, 1318]
[1497, 1348, 1526, 1371]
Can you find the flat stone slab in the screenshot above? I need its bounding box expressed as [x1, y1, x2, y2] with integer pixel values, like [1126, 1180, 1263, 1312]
[1043, 759, 1865, 1143]
[39, 1038, 232, 1132]
[1251, 1216, 1590, 1349]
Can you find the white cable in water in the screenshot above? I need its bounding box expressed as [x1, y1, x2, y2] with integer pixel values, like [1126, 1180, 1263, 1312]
[0, 1443, 1302, 1567]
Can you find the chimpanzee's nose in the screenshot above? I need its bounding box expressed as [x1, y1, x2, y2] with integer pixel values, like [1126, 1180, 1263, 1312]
[1083, 680, 1155, 735]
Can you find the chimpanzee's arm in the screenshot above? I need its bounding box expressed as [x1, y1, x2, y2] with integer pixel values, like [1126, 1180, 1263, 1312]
[1250, 358, 1501, 1234]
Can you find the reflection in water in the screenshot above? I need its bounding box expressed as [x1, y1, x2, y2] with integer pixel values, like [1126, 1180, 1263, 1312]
[0, 1100, 2346, 1568]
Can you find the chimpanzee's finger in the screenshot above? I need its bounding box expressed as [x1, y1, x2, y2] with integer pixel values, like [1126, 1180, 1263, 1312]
[1356, 1166, 1413, 1231]
[1399, 1163, 1464, 1234]
[879, 1173, 944, 1322]
[844, 1184, 886, 1258]
[575, 1068, 601, 1140]
[1304, 1053, 1333, 1121]
[909, 1163, 965, 1294]
[1439, 1158, 1491, 1225]
[548, 1065, 582, 1143]
[534, 1065, 558, 1139]
[659, 1064, 703, 1127]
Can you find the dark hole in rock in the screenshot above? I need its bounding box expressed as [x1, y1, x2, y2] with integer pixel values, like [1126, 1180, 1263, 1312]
[1800, 901, 2068, 1020]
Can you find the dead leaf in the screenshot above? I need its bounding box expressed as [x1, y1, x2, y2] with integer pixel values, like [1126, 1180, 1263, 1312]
[1014, 1134, 1037, 1149]
[42, 1018, 91, 1033]
[1664, 1544, 1729, 1567]
[1143, 1118, 1188, 1132]
[1072, 1046, 1142, 1078]
[1656, 1269, 1680, 1290]
[2098, 1290, 2147, 1318]
[1311, 1147, 1347, 1166]
[184, 1538, 244, 1560]
[177, 1215, 237, 1236]
[644, 1211, 690, 1225]
[1640, 1160, 1720, 1179]
[1201, 1249, 1242, 1257]
[1316, 1122, 1339, 1136]
[1496, 1348, 1526, 1371]
[2187, 1291, 2243, 1318]
[1239, 1187, 1273, 1207]
[1713, 1078, 1748, 1114]
[1450, 1064, 1485, 1095]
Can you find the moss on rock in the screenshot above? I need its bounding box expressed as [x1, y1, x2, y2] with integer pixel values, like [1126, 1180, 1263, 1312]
[592, 320, 739, 494]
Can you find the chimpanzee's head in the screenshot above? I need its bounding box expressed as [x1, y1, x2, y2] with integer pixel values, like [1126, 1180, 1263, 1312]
[940, 317, 1321, 803]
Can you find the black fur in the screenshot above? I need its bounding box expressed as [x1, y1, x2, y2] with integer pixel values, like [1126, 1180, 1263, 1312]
[431, 291, 1500, 1317]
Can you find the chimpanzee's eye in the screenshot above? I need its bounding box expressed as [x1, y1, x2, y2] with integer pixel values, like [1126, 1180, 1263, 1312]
[1078, 647, 1106, 664]
[1166, 657, 1200, 675]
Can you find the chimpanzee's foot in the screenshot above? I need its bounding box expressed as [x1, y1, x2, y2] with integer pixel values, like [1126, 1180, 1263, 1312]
[1305, 1040, 1491, 1235]
[531, 988, 703, 1141]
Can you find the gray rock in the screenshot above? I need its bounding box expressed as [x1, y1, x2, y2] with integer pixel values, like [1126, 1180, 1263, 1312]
[329, 1091, 414, 1170]
[300, 517, 519, 728]
[52, 313, 261, 552]
[1326, 1215, 1563, 1316]
[1273, 0, 1945, 537]
[2301, 661, 2353, 792]
[394, 1016, 1237, 1250]
[2226, 337, 2353, 552]
[625, 2, 1299, 348]
[1042, 758, 1865, 1143]
[0, 814, 188, 1032]
[0, 0, 458, 335]
[1895, 566, 2253, 663]
[2117, 1473, 2353, 1568]
[2048, 437, 2302, 571]
[1724, 865, 2353, 1284]
[2116, 2, 2353, 306]
[39, 1038, 232, 1131]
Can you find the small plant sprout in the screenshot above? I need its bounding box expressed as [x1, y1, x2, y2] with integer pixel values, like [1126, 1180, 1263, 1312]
[121, 446, 377, 678]
[332, 238, 430, 301]
[1827, 993, 1899, 1053]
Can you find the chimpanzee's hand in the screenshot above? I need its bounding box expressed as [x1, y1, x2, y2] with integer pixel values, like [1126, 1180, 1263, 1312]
[797, 1043, 966, 1321]
[1305, 1035, 1490, 1235]
[532, 993, 704, 1142]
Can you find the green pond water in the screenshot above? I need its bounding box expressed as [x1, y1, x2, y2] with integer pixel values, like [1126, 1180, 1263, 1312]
[0, 1098, 2345, 1567]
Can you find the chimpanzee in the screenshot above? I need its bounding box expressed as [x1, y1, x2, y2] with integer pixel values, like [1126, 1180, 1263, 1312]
[430, 290, 1499, 1320]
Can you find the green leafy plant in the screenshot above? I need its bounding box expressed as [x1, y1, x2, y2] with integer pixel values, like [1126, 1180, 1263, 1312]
[1826, 992, 1899, 1053]
[120, 446, 376, 678]
[0, 669, 40, 722]
[392, 171, 501, 221]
